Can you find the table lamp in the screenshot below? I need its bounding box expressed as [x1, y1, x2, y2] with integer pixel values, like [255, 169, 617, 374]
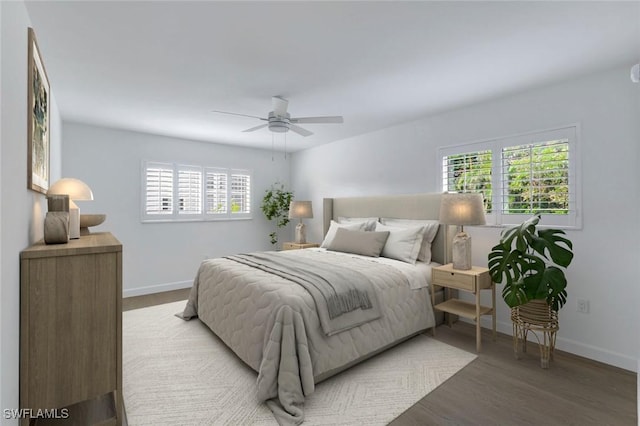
[47, 178, 94, 239]
[288, 201, 313, 244]
[439, 192, 486, 270]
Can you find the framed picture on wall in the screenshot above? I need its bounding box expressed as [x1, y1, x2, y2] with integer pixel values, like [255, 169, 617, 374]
[27, 27, 50, 195]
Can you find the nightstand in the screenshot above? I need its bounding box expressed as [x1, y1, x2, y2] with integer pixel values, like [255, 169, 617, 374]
[431, 263, 496, 352]
[282, 242, 320, 250]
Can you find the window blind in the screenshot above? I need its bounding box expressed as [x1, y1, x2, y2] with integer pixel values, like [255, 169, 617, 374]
[205, 170, 227, 214]
[230, 173, 251, 214]
[177, 167, 202, 215]
[142, 162, 252, 222]
[145, 163, 174, 215]
[438, 125, 580, 228]
[501, 139, 570, 215]
[442, 150, 493, 212]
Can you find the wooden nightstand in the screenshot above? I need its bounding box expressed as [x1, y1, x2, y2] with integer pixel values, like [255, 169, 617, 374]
[431, 263, 496, 352]
[282, 242, 320, 250]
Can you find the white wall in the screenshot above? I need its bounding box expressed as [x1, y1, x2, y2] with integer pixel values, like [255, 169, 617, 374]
[291, 66, 640, 371]
[0, 1, 62, 422]
[62, 123, 291, 296]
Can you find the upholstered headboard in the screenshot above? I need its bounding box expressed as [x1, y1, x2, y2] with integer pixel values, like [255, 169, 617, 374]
[322, 193, 451, 265]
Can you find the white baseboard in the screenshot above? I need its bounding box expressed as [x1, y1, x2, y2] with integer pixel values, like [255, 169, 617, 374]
[123, 280, 192, 298]
[464, 317, 638, 372]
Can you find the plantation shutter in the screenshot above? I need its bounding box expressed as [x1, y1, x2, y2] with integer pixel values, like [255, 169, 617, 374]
[442, 149, 493, 212]
[501, 139, 570, 215]
[205, 169, 228, 214]
[177, 166, 202, 215]
[230, 172, 251, 214]
[142, 162, 252, 221]
[145, 162, 174, 216]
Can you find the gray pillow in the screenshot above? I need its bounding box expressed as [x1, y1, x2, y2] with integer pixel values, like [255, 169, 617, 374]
[327, 228, 390, 257]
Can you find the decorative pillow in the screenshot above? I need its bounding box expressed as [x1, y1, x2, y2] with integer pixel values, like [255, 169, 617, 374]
[321, 220, 366, 248]
[375, 222, 425, 264]
[327, 228, 390, 257]
[337, 216, 378, 231]
[380, 218, 440, 263]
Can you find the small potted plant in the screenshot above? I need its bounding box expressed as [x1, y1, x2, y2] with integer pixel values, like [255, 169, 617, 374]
[488, 213, 573, 367]
[261, 183, 293, 246]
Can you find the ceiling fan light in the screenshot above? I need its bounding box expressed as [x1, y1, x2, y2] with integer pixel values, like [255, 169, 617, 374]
[269, 123, 289, 133]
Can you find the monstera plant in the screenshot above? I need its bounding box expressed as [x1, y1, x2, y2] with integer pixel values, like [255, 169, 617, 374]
[261, 183, 293, 246]
[488, 213, 574, 312]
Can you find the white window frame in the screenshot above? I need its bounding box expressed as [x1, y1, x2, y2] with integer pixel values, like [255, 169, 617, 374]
[142, 160, 252, 222]
[438, 124, 581, 229]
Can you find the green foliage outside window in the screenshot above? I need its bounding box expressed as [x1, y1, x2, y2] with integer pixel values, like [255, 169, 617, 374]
[502, 142, 569, 215]
[444, 150, 493, 212]
[444, 140, 569, 216]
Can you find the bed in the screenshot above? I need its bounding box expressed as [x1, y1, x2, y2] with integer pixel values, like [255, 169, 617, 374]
[181, 192, 450, 425]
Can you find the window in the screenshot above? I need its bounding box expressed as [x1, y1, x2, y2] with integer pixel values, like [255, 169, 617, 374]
[177, 166, 202, 215]
[440, 126, 580, 228]
[442, 149, 493, 212]
[145, 163, 174, 216]
[205, 169, 228, 215]
[230, 172, 251, 214]
[142, 161, 252, 222]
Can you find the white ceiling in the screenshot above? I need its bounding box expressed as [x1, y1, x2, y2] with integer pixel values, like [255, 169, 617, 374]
[25, 1, 640, 152]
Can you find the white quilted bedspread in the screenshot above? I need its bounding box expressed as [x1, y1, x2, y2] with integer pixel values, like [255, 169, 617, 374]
[181, 249, 435, 425]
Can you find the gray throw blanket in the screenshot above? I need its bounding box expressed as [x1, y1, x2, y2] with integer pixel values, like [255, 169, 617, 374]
[225, 252, 381, 336]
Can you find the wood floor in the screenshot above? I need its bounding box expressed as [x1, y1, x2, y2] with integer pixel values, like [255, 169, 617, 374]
[125, 289, 637, 426]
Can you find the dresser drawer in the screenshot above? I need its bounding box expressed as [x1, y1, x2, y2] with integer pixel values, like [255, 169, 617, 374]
[432, 268, 475, 291]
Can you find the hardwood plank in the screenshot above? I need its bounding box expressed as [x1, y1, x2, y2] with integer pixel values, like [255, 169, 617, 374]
[391, 322, 637, 426]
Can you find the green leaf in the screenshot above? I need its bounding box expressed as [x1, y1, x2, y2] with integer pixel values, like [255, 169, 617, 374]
[534, 229, 574, 267]
[500, 214, 539, 253]
[540, 266, 568, 310]
[502, 278, 528, 308]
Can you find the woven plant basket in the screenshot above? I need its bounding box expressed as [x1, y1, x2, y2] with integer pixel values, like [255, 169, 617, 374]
[511, 298, 558, 368]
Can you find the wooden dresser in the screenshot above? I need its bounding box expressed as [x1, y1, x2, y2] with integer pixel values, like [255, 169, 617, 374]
[20, 232, 124, 425]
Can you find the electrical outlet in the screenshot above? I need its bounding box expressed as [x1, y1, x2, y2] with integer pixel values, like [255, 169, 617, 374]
[577, 299, 589, 314]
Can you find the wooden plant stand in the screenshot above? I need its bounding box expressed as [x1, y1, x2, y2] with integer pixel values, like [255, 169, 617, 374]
[511, 299, 558, 369]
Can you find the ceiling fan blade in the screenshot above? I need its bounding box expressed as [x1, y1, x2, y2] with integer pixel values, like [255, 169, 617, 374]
[272, 96, 289, 117]
[289, 124, 313, 137]
[290, 116, 344, 124]
[242, 123, 269, 133]
[212, 110, 266, 120]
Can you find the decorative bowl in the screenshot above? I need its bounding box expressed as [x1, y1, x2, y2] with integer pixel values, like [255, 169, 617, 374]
[79, 214, 106, 234]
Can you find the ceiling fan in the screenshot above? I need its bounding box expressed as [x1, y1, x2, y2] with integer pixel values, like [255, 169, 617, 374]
[212, 96, 344, 137]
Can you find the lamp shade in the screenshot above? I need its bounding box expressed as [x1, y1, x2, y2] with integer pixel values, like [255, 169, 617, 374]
[288, 201, 313, 219]
[47, 178, 94, 201]
[439, 193, 486, 226]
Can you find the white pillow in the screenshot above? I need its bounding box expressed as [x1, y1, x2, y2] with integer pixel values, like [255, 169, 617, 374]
[380, 218, 440, 263]
[375, 222, 425, 264]
[337, 216, 378, 231]
[321, 220, 366, 248]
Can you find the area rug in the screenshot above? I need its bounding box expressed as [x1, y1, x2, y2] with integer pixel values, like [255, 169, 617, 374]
[123, 301, 476, 425]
